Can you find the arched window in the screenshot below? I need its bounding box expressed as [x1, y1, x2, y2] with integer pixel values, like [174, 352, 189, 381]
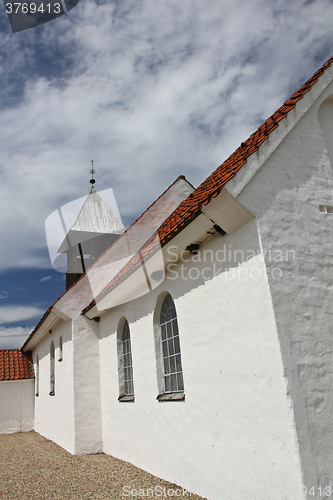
[35, 354, 39, 397]
[50, 341, 55, 396]
[159, 293, 184, 398]
[117, 319, 134, 401]
[58, 336, 63, 362]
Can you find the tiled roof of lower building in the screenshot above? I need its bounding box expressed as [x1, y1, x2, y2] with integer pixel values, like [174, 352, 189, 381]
[0, 349, 34, 381]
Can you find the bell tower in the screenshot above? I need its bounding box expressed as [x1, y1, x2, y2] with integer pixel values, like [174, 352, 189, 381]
[58, 164, 125, 289]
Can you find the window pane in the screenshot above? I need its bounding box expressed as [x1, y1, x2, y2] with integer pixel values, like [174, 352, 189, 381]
[175, 354, 182, 372]
[171, 373, 177, 392]
[174, 335, 180, 354]
[164, 357, 170, 375]
[168, 338, 174, 356]
[166, 321, 172, 339]
[164, 374, 171, 392]
[159, 294, 184, 394]
[177, 372, 184, 391]
[129, 381, 134, 396]
[171, 319, 179, 337]
[162, 340, 168, 358]
[169, 356, 175, 374]
[166, 308, 173, 323]
[161, 323, 167, 340]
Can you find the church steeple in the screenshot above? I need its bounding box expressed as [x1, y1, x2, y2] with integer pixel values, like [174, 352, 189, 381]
[58, 167, 125, 290]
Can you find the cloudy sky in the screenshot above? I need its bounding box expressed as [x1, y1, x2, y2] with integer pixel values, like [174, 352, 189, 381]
[0, 0, 332, 348]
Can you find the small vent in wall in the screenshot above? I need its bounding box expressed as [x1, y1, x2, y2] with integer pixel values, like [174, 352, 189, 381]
[319, 205, 333, 214]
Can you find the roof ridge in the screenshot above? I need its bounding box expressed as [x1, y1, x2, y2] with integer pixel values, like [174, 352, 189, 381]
[120, 174, 192, 231]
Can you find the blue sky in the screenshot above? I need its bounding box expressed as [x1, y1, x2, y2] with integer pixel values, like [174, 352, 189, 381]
[0, 0, 333, 348]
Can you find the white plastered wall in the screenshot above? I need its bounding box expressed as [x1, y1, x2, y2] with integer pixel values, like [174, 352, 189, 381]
[33, 319, 75, 453]
[72, 314, 103, 455]
[98, 218, 304, 500]
[0, 379, 34, 433]
[231, 79, 333, 495]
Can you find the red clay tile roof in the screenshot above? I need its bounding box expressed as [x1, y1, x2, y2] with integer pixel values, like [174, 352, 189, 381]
[82, 56, 333, 313]
[0, 349, 34, 381]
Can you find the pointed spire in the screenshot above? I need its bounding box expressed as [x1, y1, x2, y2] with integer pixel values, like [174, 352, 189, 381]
[57, 186, 126, 253]
[70, 189, 125, 235]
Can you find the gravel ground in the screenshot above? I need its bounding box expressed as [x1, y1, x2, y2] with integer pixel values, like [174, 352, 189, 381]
[0, 432, 207, 500]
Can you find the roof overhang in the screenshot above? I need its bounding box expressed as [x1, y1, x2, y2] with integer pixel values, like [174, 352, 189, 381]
[200, 187, 253, 234]
[22, 308, 69, 352]
[58, 229, 122, 253]
[85, 190, 254, 318]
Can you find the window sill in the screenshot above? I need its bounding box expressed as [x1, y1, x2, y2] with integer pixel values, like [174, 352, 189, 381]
[157, 392, 185, 401]
[49, 391, 55, 396]
[118, 395, 135, 402]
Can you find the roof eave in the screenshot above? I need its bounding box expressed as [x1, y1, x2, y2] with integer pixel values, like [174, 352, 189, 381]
[22, 309, 63, 351]
[225, 61, 333, 199]
[84, 191, 254, 317]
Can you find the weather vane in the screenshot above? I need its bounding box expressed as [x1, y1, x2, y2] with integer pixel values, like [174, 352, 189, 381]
[90, 160, 96, 185]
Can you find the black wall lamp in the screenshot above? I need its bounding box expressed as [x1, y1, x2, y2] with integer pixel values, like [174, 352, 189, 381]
[213, 224, 226, 235]
[185, 243, 200, 254]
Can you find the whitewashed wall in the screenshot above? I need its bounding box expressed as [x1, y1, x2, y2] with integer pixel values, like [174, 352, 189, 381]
[0, 379, 34, 433]
[33, 319, 75, 453]
[72, 314, 103, 455]
[234, 81, 333, 496]
[99, 218, 304, 500]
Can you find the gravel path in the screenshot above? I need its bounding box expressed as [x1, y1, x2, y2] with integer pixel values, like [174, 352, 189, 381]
[0, 432, 207, 500]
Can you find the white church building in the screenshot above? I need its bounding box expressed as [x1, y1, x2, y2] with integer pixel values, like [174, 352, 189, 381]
[2, 56, 333, 499]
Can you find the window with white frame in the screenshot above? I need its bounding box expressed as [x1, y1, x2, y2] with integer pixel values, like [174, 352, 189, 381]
[160, 293, 184, 395]
[118, 319, 134, 401]
[35, 354, 39, 397]
[58, 336, 63, 362]
[50, 341, 55, 396]
[122, 320, 134, 396]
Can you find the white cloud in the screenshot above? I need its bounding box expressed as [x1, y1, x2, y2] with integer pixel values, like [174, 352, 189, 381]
[0, 0, 332, 273]
[0, 291, 8, 299]
[39, 276, 52, 282]
[0, 326, 32, 349]
[0, 306, 44, 324]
